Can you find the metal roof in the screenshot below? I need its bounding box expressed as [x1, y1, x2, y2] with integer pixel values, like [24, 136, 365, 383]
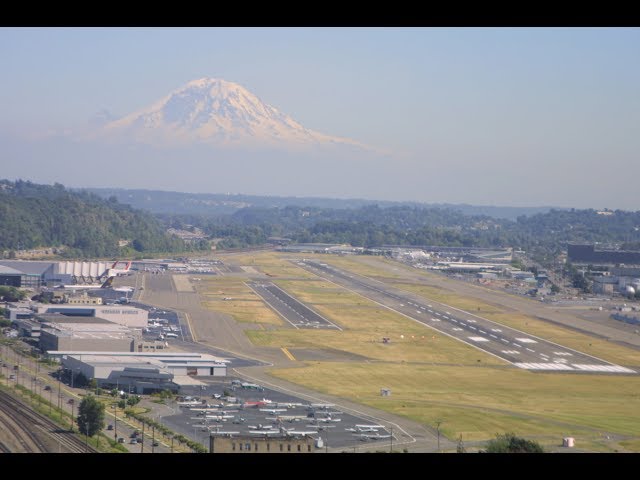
[0, 261, 54, 275]
[0, 265, 23, 275]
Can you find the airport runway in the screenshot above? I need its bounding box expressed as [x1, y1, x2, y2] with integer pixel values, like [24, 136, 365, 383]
[296, 260, 636, 375]
[246, 281, 341, 330]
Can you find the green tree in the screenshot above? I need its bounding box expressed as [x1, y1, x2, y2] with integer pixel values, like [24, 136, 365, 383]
[483, 433, 544, 453]
[550, 283, 561, 294]
[0, 286, 27, 302]
[77, 395, 105, 437]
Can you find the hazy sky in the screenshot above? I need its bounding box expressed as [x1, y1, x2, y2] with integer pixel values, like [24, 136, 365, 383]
[1, 27, 639, 209]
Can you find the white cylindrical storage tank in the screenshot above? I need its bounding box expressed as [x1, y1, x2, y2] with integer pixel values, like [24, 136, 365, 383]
[625, 285, 636, 297]
[562, 437, 575, 448]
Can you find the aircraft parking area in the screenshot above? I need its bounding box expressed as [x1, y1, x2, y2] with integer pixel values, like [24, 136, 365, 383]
[161, 378, 395, 449]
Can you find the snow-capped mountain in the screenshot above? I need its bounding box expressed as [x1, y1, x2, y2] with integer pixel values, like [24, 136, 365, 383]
[95, 77, 368, 150]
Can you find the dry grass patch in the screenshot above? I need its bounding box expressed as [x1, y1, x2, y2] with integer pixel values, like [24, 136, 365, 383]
[267, 362, 640, 449]
[199, 277, 283, 326]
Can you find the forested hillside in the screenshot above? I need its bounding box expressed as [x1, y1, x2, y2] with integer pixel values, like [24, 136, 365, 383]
[0, 180, 187, 257]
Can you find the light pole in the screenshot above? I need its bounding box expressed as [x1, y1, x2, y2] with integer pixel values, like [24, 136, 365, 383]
[113, 403, 118, 440]
[69, 399, 75, 432]
[152, 425, 155, 453]
[435, 420, 443, 453]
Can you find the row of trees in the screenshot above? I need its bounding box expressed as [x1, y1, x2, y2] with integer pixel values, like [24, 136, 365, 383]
[160, 205, 640, 266]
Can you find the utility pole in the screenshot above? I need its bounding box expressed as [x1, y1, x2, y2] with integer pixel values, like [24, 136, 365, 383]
[113, 404, 118, 440]
[69, 399, 75, 432]
[152, 425, 155, 453]
[141, 422, 145, 453]
[435, 420, 443, 453]
[390, 426, 393, 453]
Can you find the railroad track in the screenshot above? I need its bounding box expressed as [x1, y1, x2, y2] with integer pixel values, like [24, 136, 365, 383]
[0, 390, 98, 453]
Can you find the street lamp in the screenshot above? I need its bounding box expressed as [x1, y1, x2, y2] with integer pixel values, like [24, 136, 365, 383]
[112, 403, 118, 440]
[69, 399, 75, 432]
[435, 420, 443, 452]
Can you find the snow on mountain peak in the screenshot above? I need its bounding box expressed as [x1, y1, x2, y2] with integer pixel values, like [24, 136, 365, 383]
[97, 78, 367, 151]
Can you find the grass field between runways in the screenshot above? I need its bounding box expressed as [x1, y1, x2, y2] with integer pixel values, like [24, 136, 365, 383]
[199, 277, 284, 326]
[247, 279, 505, 365]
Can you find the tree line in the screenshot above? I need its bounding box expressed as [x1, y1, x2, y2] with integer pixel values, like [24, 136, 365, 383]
[0, 180, 192, 257]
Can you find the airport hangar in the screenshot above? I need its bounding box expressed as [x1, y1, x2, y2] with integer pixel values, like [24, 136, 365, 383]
[47, 352, 229, 394]
[0, 260, 130, 288]
[32, 303, 148, 328]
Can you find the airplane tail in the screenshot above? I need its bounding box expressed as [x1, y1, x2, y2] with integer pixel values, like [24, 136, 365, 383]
[101, 276, 115, 288]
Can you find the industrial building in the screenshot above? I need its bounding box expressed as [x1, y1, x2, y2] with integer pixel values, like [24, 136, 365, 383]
[38, 315, 136, 353]
[49, 352, 229, 394]
[568, 244, 640, 266]
[0, 261, 55, 288]
[34, 303, 148, 328]
[209, 434, 315, 453]
[0, 260, 131, 288]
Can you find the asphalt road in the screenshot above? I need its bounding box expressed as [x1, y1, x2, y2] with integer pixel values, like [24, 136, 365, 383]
[297, 260, 636, 375]
[246, 281, 341, 330]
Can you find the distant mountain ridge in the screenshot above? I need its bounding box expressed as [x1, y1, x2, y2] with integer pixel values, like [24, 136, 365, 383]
[83, 187, 560, 220]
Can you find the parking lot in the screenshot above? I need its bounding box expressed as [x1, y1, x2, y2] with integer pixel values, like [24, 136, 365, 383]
[159, 377, 395, 451]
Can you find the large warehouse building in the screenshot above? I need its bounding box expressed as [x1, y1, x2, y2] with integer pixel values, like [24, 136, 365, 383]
[34, 304, 148, 328]
[51, 352, 229, 394]
[38, 315, 136, 352]
[0, 260, 131, 288]
[568, 244, 640, 266]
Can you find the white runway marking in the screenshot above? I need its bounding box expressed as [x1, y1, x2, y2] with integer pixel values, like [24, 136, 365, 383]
[452, 327, 463, 331]
[571, 364, 636, 373]
[489, 334, 498, 339]
[500, 338, 509, 343]
[435, 312, 441, 316]
[516, 338, 538, 344]
[427, 310, 433, 313]
[431, 318, 441, 322]
[451, 319, 457, 323]
[515, 362, 576, 371]
[469, 326, 477, 330]
[478, 330, 486, 334]
[467, 319, 476, 323]
[468, 336, 489, 342]
[491, 328, 502, 333]
[553, 352, 573, 356]
[513, 343, 522, 348]
[526, 348, 536, 353]
[502, 350, 520, 355]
